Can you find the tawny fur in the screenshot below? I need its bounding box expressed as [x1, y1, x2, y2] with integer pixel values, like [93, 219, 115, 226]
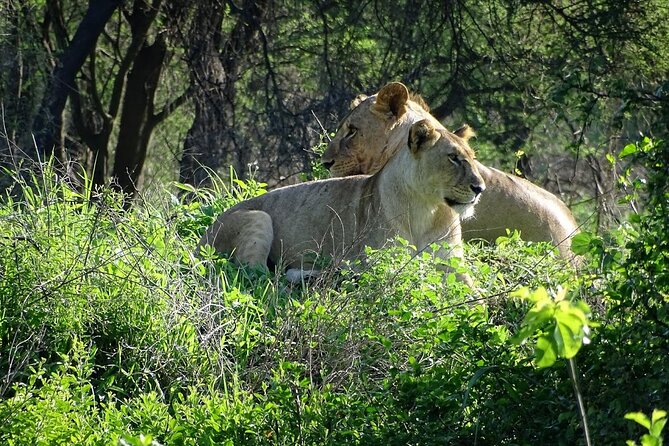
[321, 82, 580, 262]
[200, 120, 485, 283]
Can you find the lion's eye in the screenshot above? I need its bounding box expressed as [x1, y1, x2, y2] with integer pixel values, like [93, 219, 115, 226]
[346, 126, 358, 137]
[448, 154, 461, 166]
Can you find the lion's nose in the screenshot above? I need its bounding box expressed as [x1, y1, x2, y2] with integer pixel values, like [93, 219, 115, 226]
[470, 184, 485, 196]
[322, 160, 334, 170]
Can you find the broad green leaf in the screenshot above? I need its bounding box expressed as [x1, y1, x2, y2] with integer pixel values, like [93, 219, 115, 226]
[510, 326, 536, 345]
[574, 299, 592, 316]
[528, 287, 550, 304]
[620, 143, 639, 158]
[554, 311, 584, 359]
[557, 301, 589, 325]
[523, 304, 554, 328]
[535, 335, 558, 368]
[650, 409, 667, 438]
[512, 286, 551, 304]
[626, 412, 652, 430]
[651, 409, 667, 425]
[650, 418, 666, 438]
[639, 434, 659, 446]
[570, 232, 594, 255]
[510, 286, 531, 300]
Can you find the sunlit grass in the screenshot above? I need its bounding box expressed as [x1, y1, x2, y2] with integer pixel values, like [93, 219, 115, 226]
[0, 155, 665, 445]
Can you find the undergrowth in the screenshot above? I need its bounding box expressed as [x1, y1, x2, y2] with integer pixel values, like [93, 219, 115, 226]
[0, 141, 667, 445]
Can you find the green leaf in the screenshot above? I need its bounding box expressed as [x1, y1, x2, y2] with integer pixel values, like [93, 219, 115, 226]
[535, 335, 558, 368]
[528, 287, 550, 304]
[639, 434, 659, 446]
[523, 304, 555, 328]
[510, 326, 536, 345]
[649, 409, 667, 438]
[554, 311, 584, 359]
[650, 418, 666, 438]
[570, 232, 594, 255]
[510, 286, 531, 300]
[651, 409, 667, 425]
[626, 412, 652, 430]
[573, 299, 592, 316]
[620, 143, 639, 158]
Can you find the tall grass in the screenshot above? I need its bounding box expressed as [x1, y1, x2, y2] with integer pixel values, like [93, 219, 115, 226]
[0, 155, 665, 445]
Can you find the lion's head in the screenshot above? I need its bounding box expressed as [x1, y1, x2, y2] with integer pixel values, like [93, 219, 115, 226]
[402, 119, 484, 219]
[200, 110, 483, 286]
[322, 82, 451, 177]
[322, 83, 581, 263]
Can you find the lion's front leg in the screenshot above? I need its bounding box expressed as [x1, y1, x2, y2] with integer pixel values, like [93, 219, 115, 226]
[429, 242, 472, 287]
[198, 209, 274, 269]
[435, 250, 474, 288]
[423, 224, 474, 287]
[285, 268, 322, 284]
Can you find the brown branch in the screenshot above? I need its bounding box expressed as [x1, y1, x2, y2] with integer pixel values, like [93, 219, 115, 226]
[151, 87, 192, 127]
[108, 0, 163, 119]
[32, 0, 123, 160]
[46, 0, 69, 49]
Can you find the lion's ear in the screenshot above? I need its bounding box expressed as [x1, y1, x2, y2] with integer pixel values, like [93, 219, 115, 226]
[454, 124, 475, 141]
[409, 119, 439, 154]
[350, 94, 368, 109]
[373, 82, 409, 118]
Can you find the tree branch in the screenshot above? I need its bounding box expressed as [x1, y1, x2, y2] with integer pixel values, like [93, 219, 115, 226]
[151, 87, 191, 127]
[32, 0, 123, 160]
[108, 0, 163, 119]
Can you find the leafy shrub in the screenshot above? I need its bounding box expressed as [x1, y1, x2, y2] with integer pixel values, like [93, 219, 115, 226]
[626, 409, 667, 446]
[0, 142, 667, 445]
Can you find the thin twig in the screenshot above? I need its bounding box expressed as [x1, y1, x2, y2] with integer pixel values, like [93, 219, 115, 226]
[568, 357, 592, 446]
[311, 110, 331, 142]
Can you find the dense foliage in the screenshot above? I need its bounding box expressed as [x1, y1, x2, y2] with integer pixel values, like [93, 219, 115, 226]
[0, 138, 666, 445]
[1, 0, 668, 443]
[2, 0, 668, 207]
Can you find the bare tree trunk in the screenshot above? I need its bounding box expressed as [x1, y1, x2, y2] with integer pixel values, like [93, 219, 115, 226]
[31, 0, 121, 162]
[69, 0, 163, 189]
[111, 36, 167, 199]
[179, 25, 227, 186]
[0, 3, 23, 191]
[179, 3, 232, 187]
[0, 2, 25, 178]
[179, 0, 268, 187]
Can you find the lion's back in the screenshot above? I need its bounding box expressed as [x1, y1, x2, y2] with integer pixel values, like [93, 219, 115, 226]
[229, 175, 377, 266]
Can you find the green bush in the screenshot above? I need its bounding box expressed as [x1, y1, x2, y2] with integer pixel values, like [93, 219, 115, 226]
[568, 138, 669, 444]
[0, 143, 667, 444]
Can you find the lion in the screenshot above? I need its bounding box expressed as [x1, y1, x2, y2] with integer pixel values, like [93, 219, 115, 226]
[199, 119, 485, 283]
[321, 82, 580, 261]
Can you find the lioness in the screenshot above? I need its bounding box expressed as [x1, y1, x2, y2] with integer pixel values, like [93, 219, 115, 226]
[199, 120, 485, 283]
[322, 82, 580, 260]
